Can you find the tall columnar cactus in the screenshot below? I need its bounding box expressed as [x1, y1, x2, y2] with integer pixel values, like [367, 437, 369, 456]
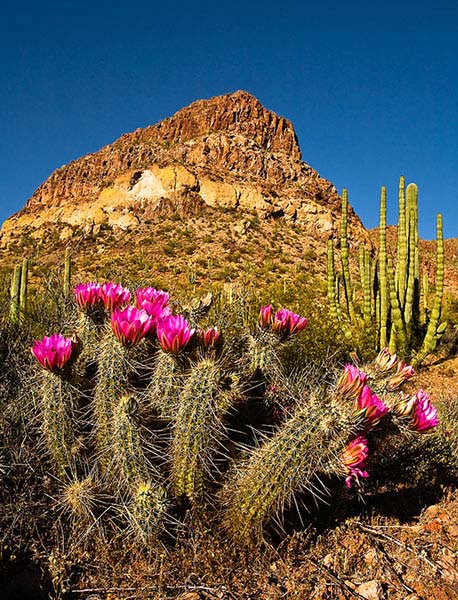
[20, 258, 29, 315]
[340, 189, 356, 320]
[64, 248, 72, 297]
[327, 239, 339, 320]
[414, 214, 445, 365]
[326, 178, 445, 363]
[378, 186, 388, 348]
[9, 264, 22, 323]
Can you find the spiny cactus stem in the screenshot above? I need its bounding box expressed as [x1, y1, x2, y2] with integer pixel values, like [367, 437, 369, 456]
[378, 186, 388, 349]
[9, 264, 22, 324]
[41, 370, 78, 477]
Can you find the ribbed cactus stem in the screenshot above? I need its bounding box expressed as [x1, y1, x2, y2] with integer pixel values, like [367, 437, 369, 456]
[223, 398, 359, 544]
[93, 328, 130, 471]
[129, 480, 168, 544]
[415, 214, 444, 364]
[112, 395, 159, 489]
[63, 248, 72, 297]
[404, 208, 417, 330]
[171, 358, 227, 502]
[9, 264, 22, 323]
[422, 272, 429, 318]
[378, 187, 388, 349]
[19, 258, 29, 315]
[395, 176, 407, 303]
[145, 351, 183, 419]
[248, 330, 281, 378]
[362, 248, 371, 321]
[340, 189, 356, 320]
[40, 370, 78, 477]
[327, 239, 339, 319]
[387, 256, 407, 357]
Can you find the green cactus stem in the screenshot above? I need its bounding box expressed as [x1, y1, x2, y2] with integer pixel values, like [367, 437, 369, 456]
[327, 239, 339, 320]
[171, 358, 228, 502]
[128, 480, 168, 544]
[19, 258, 29, 315]
[395, 176, 407, 306]
[9, 264, 22, 323]
[223, 396, 359, 545]
[93, 326, 130, 472]
[378, 187, 388, 349]
[63, 247, 72, 297]
[340, 189, 356, 320]
[414, 214, 445, 365]
[144, 351, 184, 419]
[387, 256, 407, 357]
[111, 394, 160, 490]
[40, 370, 79, 477]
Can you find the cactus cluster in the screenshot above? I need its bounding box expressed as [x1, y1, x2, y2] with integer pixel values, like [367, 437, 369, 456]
[27, 275, 442, 549]
[327, 178, 445, 362]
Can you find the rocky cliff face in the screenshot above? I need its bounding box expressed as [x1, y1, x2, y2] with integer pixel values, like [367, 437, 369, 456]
[1, 91, 367, 245]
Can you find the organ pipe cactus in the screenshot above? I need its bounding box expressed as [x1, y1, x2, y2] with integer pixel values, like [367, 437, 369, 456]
[326, 179, 445, 362]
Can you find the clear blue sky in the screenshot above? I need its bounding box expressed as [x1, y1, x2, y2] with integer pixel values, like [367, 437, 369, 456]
[1, 1, 457, 239]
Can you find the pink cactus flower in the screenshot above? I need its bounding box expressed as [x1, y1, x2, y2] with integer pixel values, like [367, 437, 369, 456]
[198, 326, 222, 349]
[100, 282, 131, 311]
[156, 315, 195, 354]
[357, 385, 389, 423]
[111, 306, 153, 347]
[338, 364, 367, 400]
[135, 287, 170, 309]
[409, 389, 439, 432]
[138, 299, 172, 324]
[31, 333, 75, 373]
[258, 305, 274, 329]
[74, 282, 102, 311]
[271, 308, 308, 336]
[374, 347, 398, 372]
[340, 436, 369, 488]
[387, 360, 415, 390]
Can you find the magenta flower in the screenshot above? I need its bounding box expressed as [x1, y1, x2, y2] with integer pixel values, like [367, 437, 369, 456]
[156, 314, 194, 354]
[198, 326, 222, 349]
[135, 287, 170, 309]
[74, 282, 102, 311]
[31, 333, 75, 373]
[100, 282, 131, 311]
[409, 389, 439, 433]
[340, 436, 369, 488]
[357, 385, 389, 424]
[138, 299, 172, 322]
[338, 364, 367, 400]
[111, 306, 153, 347]
[258, 305, 274, 329]
[271, 308, 308, 336]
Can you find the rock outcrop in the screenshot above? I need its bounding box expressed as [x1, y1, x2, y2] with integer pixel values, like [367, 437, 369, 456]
[1, 90, 368, 245]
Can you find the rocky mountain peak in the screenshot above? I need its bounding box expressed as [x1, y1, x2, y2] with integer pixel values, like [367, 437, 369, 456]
[1, 91, 368, 248]
[133, 90, 302, 160]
